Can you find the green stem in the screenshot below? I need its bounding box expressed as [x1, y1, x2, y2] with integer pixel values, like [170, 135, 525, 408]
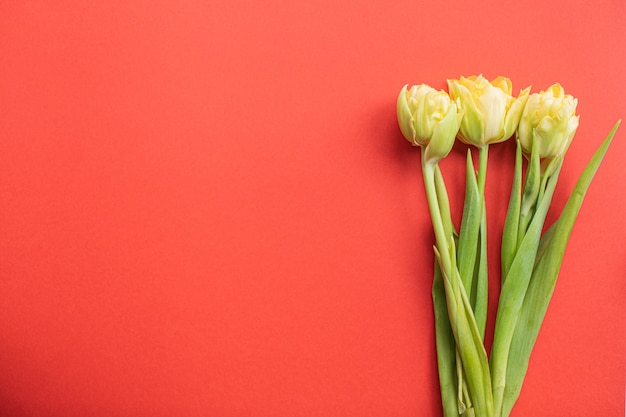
[477, 145, 489, 197]
[423, 150, 493, 417]
[422, 156, 452, 274]
[474, 145, 489, 339]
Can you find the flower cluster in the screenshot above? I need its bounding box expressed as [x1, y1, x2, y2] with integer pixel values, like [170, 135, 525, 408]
[395, 75, 619, 417]
[398, 74, 579, 164]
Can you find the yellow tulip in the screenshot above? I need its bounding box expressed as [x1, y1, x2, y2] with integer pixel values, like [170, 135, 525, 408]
[448, 75, 530, 147]
[397, 84, 463, 164]
[517, 84, 579, 159]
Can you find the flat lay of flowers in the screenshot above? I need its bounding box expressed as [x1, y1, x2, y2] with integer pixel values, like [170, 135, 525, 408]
[2, 2, 624, 416]
[397, 75, 620, 417]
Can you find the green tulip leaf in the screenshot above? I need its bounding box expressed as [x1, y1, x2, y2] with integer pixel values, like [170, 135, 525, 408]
[501, 120, 621, 417]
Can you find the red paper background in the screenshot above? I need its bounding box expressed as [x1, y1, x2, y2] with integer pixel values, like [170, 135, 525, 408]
[1, 1, 624, 416]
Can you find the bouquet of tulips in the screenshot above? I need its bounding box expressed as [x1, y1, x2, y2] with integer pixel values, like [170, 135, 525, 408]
[396, 75, 620, 417]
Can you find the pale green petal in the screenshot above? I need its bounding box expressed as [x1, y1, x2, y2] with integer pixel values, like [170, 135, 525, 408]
[397, 85, 416, 144]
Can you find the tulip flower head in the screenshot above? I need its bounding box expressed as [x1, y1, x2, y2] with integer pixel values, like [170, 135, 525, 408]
[448, 75, 530, 147]
[397, 84, 463, 164]
[517, 84, 579, 159]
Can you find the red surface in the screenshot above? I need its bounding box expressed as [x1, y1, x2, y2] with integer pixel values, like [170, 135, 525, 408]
[1, 1, 624, 416]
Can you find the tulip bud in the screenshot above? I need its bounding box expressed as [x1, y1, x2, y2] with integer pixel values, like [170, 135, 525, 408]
[448, 75, 530, 147]
[397, 84, 463, 164]
[517, 84, 579, 159]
